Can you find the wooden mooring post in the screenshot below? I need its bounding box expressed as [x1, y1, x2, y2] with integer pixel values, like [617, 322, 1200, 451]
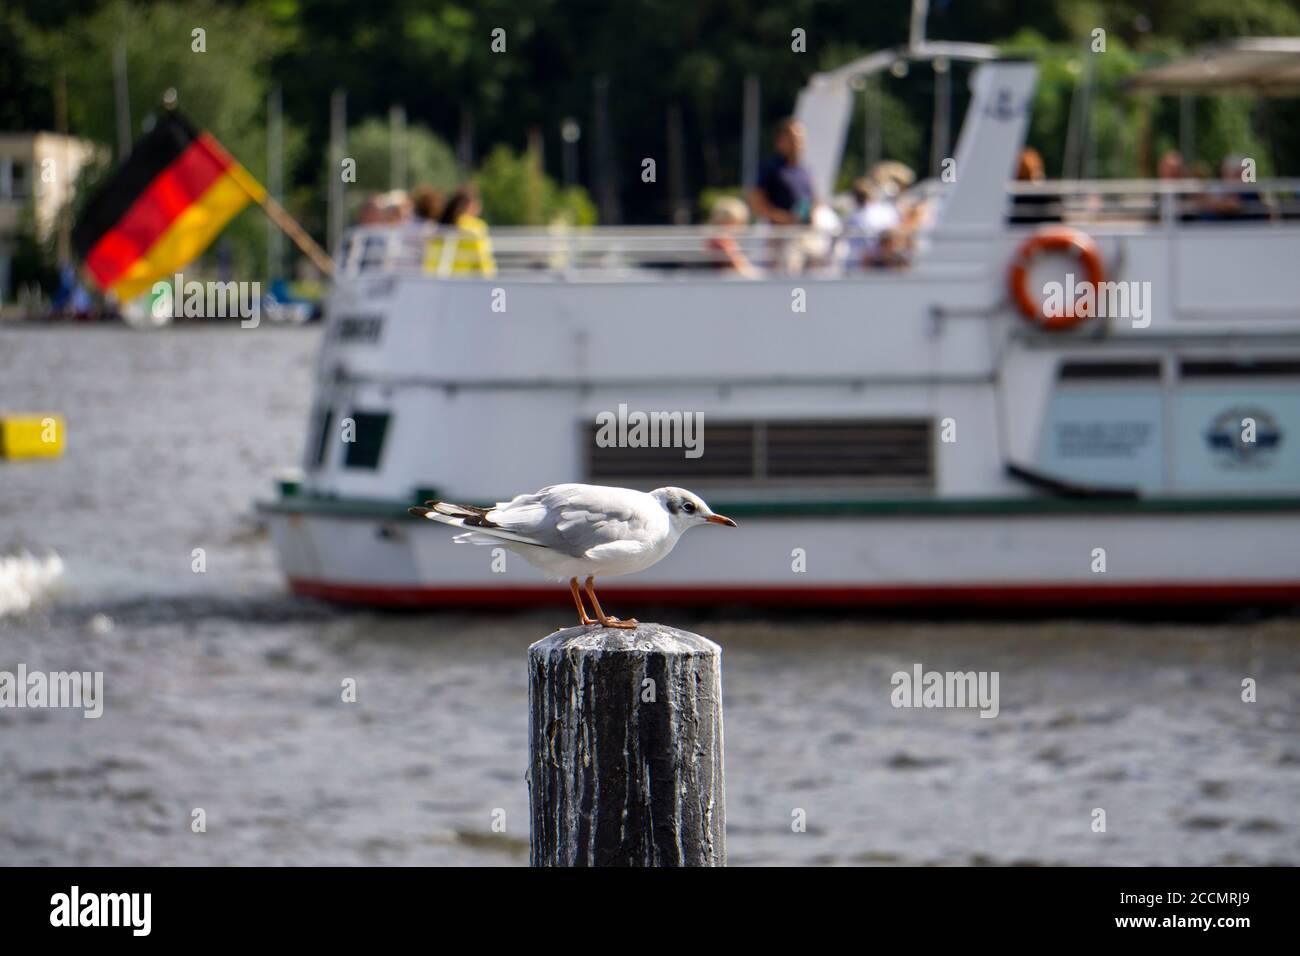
[527, 623, 726, 866]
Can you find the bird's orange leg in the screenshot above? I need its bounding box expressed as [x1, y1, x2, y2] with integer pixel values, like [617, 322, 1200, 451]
[585, 576, 637, 629]
[569, 577, 596, 626]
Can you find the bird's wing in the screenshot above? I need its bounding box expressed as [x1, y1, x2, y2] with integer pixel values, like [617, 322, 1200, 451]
[490, 484, 659, 558]
[414, 485, 661, 557]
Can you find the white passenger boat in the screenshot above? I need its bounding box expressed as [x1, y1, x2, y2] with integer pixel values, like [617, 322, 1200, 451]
[259, 41, 1300, 609]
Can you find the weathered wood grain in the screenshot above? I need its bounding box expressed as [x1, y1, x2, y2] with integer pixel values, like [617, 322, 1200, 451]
[527, 623, 726, 866]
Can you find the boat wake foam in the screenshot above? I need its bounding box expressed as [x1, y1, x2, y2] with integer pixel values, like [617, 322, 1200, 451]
[0, 549, 65, 617]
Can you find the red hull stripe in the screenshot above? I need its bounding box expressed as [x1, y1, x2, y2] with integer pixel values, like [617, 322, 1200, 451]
[85, 134, 235, 288]
[287, 578, 1300, 608]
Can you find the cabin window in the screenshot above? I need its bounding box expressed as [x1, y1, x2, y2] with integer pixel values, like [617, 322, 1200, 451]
[1179, 359, 1300, 379]
[584, 418, 933, 487]
[1042, 360, 1166, 492]
[1, 160, 30, 199]
[343, 410, 390, 470]
[309, 407, 333, 469]
[1058, 360, 1162, 381]
[1172, 359, 1300, 492]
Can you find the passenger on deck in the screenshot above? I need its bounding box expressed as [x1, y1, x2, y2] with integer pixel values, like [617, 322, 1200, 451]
[874, 229, 912, 269]
[1197, 155, 1269, 222]
[357, 190, 412, 225]
[703, 198, 759, 278]
[1157, 150, 1185, 179]
[1157, 151, 1198, 221]
[356, 193, 385, 225]
[869, 161, 916, 199]
[749, 117, 816, 226]
[424, 185, 497, 278]
[385, 190, 413, 222]
[845, 178, 901, 268]
[410, 185, 443, 223]
[1008, 148, 1058, 224]
[748, 117, 826, 272]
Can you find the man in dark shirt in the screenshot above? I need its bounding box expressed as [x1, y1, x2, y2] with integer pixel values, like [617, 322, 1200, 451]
[749, 117, 815, 225]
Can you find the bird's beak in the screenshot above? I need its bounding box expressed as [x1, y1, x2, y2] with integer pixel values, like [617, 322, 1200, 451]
[706, 513, 737, 527]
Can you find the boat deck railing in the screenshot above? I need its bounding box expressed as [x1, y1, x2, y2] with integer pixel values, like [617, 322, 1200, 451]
[1008, 177, 1300, 227]
[336, 178, 1300, 280]
[342, 222, 845, 279]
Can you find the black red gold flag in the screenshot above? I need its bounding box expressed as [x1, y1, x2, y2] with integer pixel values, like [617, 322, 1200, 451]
[73, 111, 265, 300]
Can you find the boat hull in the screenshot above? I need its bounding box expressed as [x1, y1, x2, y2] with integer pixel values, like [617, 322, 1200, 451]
[262, 503, 1300, 609]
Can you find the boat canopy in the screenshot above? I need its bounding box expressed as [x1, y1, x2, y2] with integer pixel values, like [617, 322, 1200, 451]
[1127, 38, 1300, 97]
[794, 42, 999, 200]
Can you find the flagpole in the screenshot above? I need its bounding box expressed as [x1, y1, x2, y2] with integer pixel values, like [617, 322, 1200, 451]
[267, 84, 285, 279]
[161, 88, 335, 278]
[255, 193, 335, 277]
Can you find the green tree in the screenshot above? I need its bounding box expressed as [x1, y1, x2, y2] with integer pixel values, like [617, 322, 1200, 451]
[8, 206, 60, 301]
[344, 118, 460, 195]
[36, 0, 282, 279]
[474, 145, 596, 226]
[8, 0, 1300, 232]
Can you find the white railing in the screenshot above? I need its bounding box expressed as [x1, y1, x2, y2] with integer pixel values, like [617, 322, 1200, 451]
[1008, 177, 1300, 226]
[335, 178, 1300, 280]
[338, 223, 851, 279]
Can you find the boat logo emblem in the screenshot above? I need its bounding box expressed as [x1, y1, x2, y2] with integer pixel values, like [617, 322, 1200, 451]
[1204, 407, 1281, 467]
[985, 88, 1024, 121]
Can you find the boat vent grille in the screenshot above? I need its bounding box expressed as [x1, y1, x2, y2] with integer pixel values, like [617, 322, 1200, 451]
[584, 418, 934, 487]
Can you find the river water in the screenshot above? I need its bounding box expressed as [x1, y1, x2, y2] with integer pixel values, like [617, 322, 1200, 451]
[1, 324, 1297, 866]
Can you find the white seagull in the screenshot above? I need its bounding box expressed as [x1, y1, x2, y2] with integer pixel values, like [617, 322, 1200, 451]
[409, 483, 737, 628]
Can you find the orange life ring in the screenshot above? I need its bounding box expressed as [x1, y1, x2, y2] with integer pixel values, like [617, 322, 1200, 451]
[1008, 226, 1104, 330]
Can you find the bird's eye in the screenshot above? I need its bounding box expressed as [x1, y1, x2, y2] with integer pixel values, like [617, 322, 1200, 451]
[682, 501, 696, 513]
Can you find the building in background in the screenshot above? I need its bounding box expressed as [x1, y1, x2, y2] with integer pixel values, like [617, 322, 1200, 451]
[0, 132, 107, 303]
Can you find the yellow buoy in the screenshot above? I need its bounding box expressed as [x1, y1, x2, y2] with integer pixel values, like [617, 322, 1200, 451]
[0, 415, 65, 459]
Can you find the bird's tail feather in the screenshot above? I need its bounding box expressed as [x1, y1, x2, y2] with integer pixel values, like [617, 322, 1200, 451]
[430, 501, 489, 518]
[452, 531, 508, 546]
[408, 501, 547, 547]
[407, 501, 482, 526]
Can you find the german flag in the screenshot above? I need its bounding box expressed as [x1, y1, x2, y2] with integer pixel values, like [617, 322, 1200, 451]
[73, 111, 265, 301]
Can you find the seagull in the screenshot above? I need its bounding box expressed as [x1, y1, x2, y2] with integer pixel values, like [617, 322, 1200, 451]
[408, 483, 736, 629]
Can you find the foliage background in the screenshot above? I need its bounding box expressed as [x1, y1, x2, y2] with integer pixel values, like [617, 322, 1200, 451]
[5, 0, 1300, 287]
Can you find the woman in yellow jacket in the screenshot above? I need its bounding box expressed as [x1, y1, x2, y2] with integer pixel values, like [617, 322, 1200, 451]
[424, 185, 497, 278]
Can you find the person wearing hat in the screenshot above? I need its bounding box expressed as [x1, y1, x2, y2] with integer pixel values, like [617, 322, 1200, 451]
[703, 197, 759, 278]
